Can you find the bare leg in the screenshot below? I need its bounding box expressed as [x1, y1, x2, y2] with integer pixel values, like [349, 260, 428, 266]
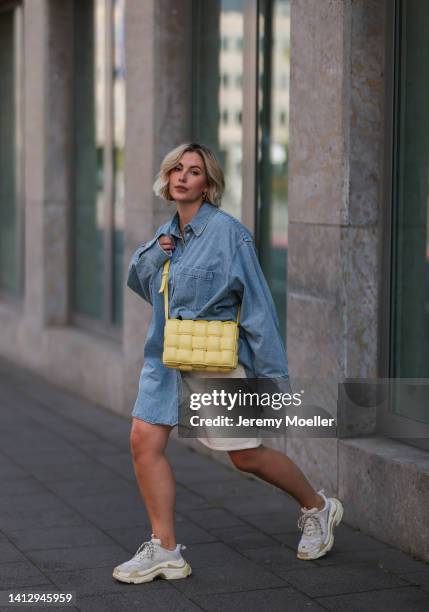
[130, 418, 177, 550]
[228, 445, 325, 510]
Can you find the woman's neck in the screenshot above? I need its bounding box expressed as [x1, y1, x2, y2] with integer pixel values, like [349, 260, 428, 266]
[176, 200, 203, 233]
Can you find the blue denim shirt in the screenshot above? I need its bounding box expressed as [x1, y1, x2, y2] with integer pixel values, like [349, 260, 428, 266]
[127, 200, 289, 425]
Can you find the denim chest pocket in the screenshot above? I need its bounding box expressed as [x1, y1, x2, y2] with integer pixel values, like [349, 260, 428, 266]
[172, 266, 214, 310]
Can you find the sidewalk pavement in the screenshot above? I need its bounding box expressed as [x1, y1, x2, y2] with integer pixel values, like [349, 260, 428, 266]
[1, 358, 429, 612]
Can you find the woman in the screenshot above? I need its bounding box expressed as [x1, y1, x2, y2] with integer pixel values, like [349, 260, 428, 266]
[112, 142, 343, 584]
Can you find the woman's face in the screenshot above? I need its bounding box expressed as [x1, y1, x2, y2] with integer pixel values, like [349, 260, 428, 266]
[168, 151, 209, 204]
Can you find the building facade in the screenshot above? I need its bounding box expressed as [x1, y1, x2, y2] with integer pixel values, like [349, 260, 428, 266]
[0, 0, 428, 560]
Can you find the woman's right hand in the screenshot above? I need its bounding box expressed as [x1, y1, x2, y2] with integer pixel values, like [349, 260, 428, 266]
[158, 234, 176, 253]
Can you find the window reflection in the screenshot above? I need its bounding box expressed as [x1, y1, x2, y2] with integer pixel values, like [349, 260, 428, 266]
[0, 8, 19, 293]
[73, 0, 124, 328]
[113, 0, 125, 325]
[73, 0, 104, 319]
[192, 0, 244, 219]
[392, 0, 429, 425]
[257, 0, 290, 342]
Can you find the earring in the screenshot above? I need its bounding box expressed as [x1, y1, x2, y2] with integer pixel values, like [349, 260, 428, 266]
[202, 191, 207, 201]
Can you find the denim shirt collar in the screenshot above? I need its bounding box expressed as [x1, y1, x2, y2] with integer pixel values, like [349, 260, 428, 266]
[169, 201, 219, 238]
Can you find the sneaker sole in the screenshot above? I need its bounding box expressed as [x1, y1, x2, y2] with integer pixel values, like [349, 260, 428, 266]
[112, 561, 192, 584]
[297, 497, 344, 561]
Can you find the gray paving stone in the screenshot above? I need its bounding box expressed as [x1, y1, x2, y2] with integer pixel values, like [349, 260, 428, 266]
[174, 464, 244, 485]
[193, 587, 326, 611]
[175, 488, 215, 511]
[166, 452, 232, 472]
[180, 507, 247, 530]
[76, 590, 202, 612]
[220, 491, 298, 516]
[45, 477, 138, 501]
[26, 544, 129, 573]
[7, 525, 117, 552]
[10, 448, 92, 469]
[179, 541, 247, 568]
[34, 420, 104, 445]
[13, 406, 78, 433]
[165, 441, 198, 459]
[28, 462, 121, 483]
[0, 492, 73, 513]
[275, 562, 409, 597]
[46, 566, 171, 597]
[314, 546, 429, 573]
[190, 478, 268, 502]
[400, 568, 429, 593]
[0, 561, 51, 589]
[75, 440, 124, 456]
[0, 432, 73, 452]
[0, 478, 49, 497]
[1, 434, 79, 454]
[0, 541, 26, 563]
[63, 491, 151, 530]
[0, 456, 30, 480]
[94, 452, 135, 479]
[174, 519, 219, 545]
[207, 524, 280, 551]
[104, 527, 161, 553]
[315, 586, 429, 611]
[237, 509, 299, 535]
[0, 503, 86, 533]
[172, 558, 287, 596]
[242, 543, 317, 569]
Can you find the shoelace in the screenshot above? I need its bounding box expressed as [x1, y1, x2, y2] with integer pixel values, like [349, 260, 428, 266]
[134, 536, 187, 560]
[134, 540, 156, 560]
[297, 511, 323, 537]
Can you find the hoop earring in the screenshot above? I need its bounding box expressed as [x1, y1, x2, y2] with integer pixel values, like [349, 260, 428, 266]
[202, 191, 208, 201]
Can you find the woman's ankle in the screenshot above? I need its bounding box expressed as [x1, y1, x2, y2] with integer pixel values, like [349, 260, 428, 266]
[153, 533, 177, 550]
[160, 541, 177, 550]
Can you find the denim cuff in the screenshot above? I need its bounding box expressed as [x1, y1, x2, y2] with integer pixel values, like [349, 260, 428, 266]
[135, 238, 172, 272]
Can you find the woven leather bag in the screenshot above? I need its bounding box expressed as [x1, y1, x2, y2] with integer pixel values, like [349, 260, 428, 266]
[159, 259, 240, 372]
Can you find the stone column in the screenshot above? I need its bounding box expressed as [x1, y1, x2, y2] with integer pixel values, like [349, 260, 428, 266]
[287, 0, 384, 493]
[24, 0, 72, 330]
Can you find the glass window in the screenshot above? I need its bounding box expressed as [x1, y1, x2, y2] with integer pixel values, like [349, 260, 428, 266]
[256, 0, 290, 343]
[0, 4, 23, 297]
[112, 0, 125, 326]
[72, 0, 125, 331]
[391, 0, 429, 425]
[192, 0, 244, 219]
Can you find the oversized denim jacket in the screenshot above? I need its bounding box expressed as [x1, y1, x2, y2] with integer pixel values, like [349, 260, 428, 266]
[127, 200, 289, 425]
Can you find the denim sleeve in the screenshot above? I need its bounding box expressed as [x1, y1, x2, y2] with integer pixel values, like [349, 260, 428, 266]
[230, 239, 289, 379]
[127, 237, 172, 304]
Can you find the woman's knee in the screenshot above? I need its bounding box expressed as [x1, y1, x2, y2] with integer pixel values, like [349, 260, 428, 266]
[228, 445, 263, 472]
[130, 418, 171, 462]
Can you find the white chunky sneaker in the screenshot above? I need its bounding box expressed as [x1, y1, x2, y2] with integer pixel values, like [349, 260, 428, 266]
[297, 489, 344, 560]
[112, 534, 192, 584]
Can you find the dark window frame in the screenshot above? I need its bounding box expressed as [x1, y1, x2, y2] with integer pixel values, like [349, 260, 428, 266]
[379, 0, 429, 450]
[0, 0, 24, 305]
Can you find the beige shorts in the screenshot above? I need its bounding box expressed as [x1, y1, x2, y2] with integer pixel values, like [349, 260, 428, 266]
[181, 362, 262, 452]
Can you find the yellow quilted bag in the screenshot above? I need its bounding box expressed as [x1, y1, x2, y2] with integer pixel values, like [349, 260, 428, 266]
[159, 259, 240, 372]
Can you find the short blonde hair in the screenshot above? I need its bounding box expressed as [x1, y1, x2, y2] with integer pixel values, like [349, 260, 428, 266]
[153, 142, 225, 206]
